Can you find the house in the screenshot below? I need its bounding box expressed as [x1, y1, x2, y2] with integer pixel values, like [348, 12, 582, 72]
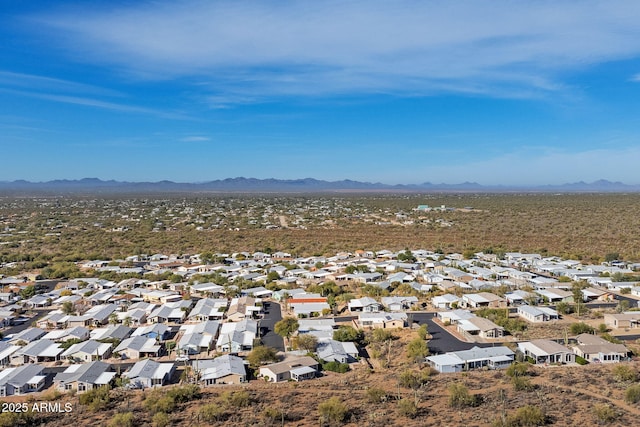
[604, 313, 640, 329]
[195, 354, 247, 386]
[573, 334, 629, 363]
[461, 292, 507, 309]
[517, 339, 575, 364]
[0, 364, 47, 396]
[123, 359, 175, 388]
[381, 296, 419, 311]
[9, 327, 47, 345]
[457, 317, 504, 339]
[347, 297, 382, 313]
[131, 324, 170, 341]
[437, 309, 475, 325]
[426, 346, 515, 373]
[42, 326, 91, 342]
[216, 319, 258, 353]
[54, 361, 116, 393]
[287, 294, 331, 318]
[535, 288, 573, 303]
[581, 287, 615, 302]
[227, 297, 262, 322]
[431, 294, 462, 309]
[505, 290, 539, 306]
[188, 298, 227, 321]
[148, 300, 191, 323]
[517, 306, 559, 323]
[62, 340, 113, 362]
[356, 312, 407, 329]
[114, 336, 163, 359]
[259, 356, 319, 383]
[317, 340, 359, 363]
[90, 325, 134, 342]
[10, 339, 64, 365]
[0, 342, 20, 367]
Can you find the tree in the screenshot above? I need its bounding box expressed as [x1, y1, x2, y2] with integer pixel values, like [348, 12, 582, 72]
[333, 326, 363, 343]
[19, 285, 35, 300]
[318, 397, 347, 425]
[109, 313, 119, 325]
[246, 346, 278, 367]
[406, 337, 429, 364]
[62, 301, 75, 315]
[274, 317, 299, 349]
[296, 334, 318, 352]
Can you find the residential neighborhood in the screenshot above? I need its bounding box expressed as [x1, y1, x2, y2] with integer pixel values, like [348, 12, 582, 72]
[0, 247, 637, 399]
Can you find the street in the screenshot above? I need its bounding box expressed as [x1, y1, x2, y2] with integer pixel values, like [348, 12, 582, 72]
[259, 301, 284, 352]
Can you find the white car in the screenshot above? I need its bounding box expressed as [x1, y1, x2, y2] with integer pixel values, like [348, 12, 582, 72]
[175, 355, 190, 362]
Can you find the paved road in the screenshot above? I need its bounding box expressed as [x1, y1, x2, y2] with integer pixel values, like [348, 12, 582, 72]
[409, 312, 492, 354]
[3, 309, 50, 337]
[259, 301, 284, 352]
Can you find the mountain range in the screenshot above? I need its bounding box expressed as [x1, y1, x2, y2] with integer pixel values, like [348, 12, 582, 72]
[0, 178, 638, 194]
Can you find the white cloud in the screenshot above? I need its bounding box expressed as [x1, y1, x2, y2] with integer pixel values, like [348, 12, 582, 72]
[30, 1, 640, 102]
[180, 136, 210, 142]
[632, 73, 640, 82]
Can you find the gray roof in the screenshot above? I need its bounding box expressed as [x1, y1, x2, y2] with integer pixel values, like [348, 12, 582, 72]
[0, 364, 44, 388]
[197, 354, 246, 380]
[10, 328, 46, 344]
[55, 361, 113, 384]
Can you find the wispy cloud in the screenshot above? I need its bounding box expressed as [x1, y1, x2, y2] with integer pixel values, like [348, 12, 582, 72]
[632, 73, 640, 82]
[30, 0, 640, 102]
[0, 88, 192, 120]
[180, 136, 210, 142]
[0, 70, 122, 97]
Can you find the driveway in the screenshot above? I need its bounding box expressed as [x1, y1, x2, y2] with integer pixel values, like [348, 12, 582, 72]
[409, 312, 492, 354]
[259, 301, 285, 352]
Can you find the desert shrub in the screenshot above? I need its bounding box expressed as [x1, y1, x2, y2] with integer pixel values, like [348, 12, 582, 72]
[506, 362, 531, 378]
[448, 382, 479, 408]
[570, 322, 594, 335]
[144, 393, 176, 414]
[417, 324, 429, 340]
[406, 337, 429, 363]
[398, 369, 431, 390]
[371, 328, 396, 343]
[220, 390, 250, 408]
[366, 387, 387, 403]
[575, 356, 588, 365]
[152, 412, 170, 427]
[511, 376, 535, 391]
[613, 364, 637, 382]
[167, 384, 201, 402]
[625, 384, 640, 404]
[263, 407, 285, 422]
[397, 398, 418, 418]
[323, 361, 350, 373]
[592, 403, 618, 425]
[318, 397, 348, 424]
[508, 405, 546, 426]
[199, 403, 225, 422]
[108, 412, 134, 427]
[78, 385, 110, 411]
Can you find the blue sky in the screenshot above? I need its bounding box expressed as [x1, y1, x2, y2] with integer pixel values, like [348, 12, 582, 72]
[2, 0, 640, 185]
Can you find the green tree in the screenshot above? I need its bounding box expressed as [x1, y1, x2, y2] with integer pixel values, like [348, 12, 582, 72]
[62, 301, 75, 315]
[275, 317, 299, 349]
[246, 346, 278, 367]
[296, 333, 318, 352]
[333, 326, 363, 343]
[406, 337, 429, 364]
